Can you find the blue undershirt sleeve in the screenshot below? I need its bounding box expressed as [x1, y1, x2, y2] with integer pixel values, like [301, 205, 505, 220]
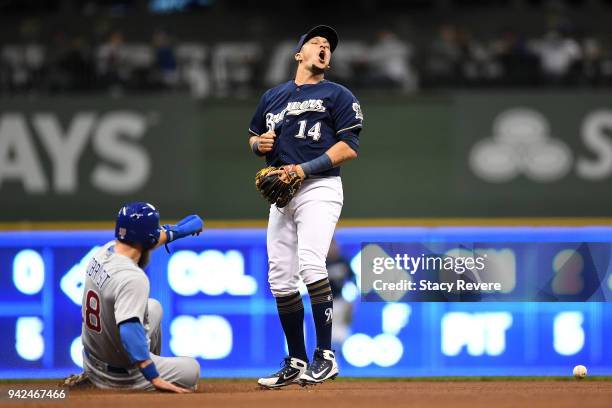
[118, 318, 151, 364]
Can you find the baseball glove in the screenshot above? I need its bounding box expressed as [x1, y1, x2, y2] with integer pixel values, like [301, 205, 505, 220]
[255, 165, 303, 208]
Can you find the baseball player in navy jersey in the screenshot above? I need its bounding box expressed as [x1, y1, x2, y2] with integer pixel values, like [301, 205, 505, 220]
[62, 202, 203, 393]
[248, 25, 363, 388]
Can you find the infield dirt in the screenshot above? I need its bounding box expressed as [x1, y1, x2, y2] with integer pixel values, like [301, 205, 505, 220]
[1, 380, 611, 408]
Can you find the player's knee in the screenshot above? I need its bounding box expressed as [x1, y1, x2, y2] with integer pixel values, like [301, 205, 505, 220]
[268, 283, 294, 298]
[267, 257, 285, 276]
[301, 269, 328, 286]
[186, 358, 201, 390]
[298, 255, 328, 285]
[298, 249, 327, 273]
[268, 275, 299, 297]
[147, 298, 163, 319]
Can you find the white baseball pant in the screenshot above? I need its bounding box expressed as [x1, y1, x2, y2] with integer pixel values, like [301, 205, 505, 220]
[83, 298, 200, 391]
[267, 176, 343, 297]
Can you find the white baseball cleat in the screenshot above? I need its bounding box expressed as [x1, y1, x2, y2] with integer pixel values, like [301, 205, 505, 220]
[258, 357, 308, 389]
[299, 348, 339, 385]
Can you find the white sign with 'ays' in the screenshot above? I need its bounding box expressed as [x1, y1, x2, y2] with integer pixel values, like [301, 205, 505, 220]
[0, 112, 151, 194]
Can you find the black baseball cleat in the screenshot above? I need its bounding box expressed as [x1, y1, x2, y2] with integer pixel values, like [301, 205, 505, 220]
[257, 357, 308, 389]
[299, 348, 339, 385]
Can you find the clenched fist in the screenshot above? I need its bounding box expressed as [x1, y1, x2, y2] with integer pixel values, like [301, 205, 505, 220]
[256, 130, 276, 153]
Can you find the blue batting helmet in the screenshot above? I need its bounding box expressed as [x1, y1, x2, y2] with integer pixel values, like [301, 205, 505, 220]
[115, 202, 161, 249]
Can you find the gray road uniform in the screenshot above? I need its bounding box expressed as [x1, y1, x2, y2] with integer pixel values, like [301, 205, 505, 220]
[81, 241, 200, 390]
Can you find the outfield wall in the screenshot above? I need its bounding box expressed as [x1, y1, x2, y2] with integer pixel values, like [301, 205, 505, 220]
[1, 92, 611, 221]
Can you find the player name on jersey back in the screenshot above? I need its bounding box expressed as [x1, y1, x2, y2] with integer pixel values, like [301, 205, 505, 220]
[81, 241, 150, 368]
[86, 256, 111, 291]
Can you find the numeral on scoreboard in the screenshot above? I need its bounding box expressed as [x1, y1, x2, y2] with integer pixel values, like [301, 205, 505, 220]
[85, 290, 102, 333]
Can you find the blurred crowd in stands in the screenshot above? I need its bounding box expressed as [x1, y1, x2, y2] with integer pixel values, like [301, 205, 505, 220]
[1, 20, 611, 98]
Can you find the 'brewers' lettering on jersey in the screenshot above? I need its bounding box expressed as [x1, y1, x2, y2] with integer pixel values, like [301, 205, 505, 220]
[249, 80, 363, 177]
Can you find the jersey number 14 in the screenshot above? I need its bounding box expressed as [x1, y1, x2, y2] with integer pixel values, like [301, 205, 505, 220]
[295, 120, 321, 141]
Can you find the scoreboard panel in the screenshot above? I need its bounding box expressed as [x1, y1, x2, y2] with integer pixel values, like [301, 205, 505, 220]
[0, 227, 610, 378]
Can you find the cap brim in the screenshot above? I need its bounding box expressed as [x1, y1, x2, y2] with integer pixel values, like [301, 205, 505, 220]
[302, 25, 339, 53]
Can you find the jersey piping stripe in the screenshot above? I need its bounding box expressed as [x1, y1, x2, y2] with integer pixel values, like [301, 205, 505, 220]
[248, 128, 260, 136]
[336, 123, 362, 135]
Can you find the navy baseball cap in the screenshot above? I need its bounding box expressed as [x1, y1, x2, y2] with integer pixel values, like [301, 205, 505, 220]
[295, 25, 339, 54]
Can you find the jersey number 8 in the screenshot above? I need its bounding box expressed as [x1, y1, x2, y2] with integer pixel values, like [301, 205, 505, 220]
[85, 290, 102, 333]
[295, 120, 321, 141]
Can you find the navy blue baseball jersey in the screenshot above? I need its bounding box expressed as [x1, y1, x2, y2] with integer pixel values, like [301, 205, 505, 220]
[249, 80, 363, 177]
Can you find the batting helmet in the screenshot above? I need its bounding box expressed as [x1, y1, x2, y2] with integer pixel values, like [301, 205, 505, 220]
[115, 202, 161, 249]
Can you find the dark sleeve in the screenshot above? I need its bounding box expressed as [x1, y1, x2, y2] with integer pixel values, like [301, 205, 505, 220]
[332, 87, 363, 153]
[248, 91, 269, 137]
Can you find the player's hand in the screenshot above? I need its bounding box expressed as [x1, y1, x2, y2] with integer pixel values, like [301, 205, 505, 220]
[257, 130, 276, 153]
[164, 215, 204, 243]
[294, 165, 306, 180]
[272, 164, 306, 181]
[151, 377, 193, 394]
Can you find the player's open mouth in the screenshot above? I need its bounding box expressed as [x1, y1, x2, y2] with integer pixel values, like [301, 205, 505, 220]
[318, 50, 326, 62]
